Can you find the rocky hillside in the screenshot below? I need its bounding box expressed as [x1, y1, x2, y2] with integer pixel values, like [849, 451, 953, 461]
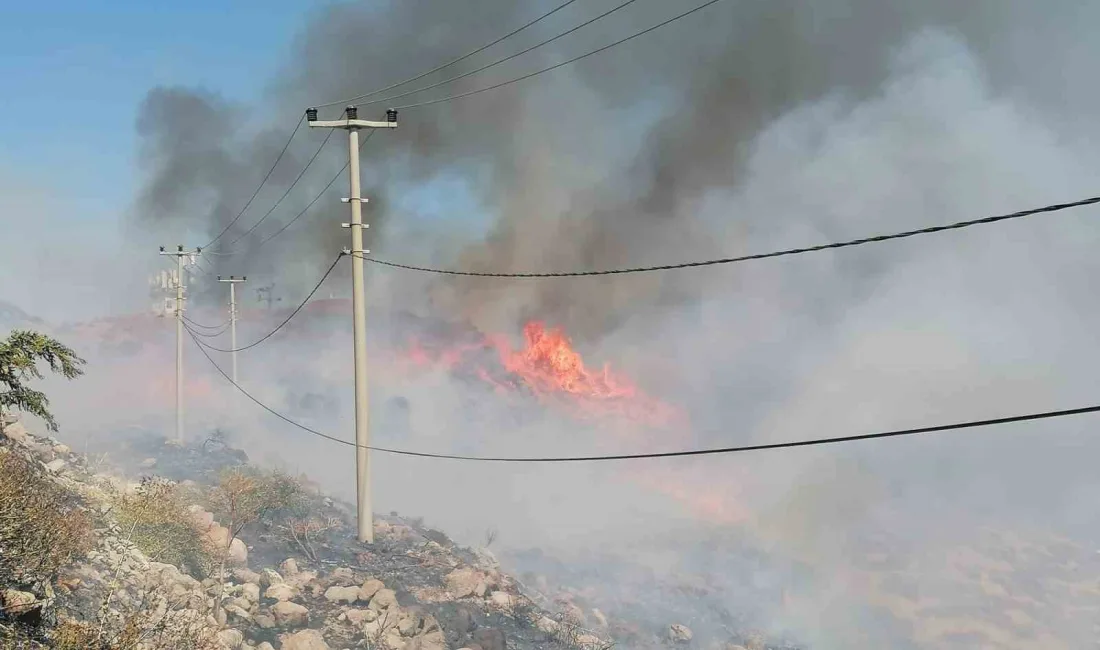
[0, 419, 756, 650]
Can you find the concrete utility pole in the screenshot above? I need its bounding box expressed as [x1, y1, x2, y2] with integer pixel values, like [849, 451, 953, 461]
[217, 276, 247, 384]
[306, 105, 397, 543]
[159, 245, 202, 443]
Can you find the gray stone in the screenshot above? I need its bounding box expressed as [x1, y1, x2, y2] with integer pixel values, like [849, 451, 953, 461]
[669, 624, 693, 644]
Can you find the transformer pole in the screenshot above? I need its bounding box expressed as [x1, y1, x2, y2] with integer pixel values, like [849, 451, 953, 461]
[306, 105, 397, 543]
[159, 245, 201, 443]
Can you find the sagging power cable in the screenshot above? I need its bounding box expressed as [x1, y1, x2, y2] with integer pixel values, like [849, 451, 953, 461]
[351, 194, 1100, 277]
[187, 326, 1100, 462]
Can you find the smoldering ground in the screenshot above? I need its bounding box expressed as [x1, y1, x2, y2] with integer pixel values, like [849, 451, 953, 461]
[25, 0, 1100, 647]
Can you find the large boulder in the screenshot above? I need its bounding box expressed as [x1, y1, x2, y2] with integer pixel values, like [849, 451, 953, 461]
[280, 628, 331, 650]
[369, 588, 398, 612]
[265, 582, 298, 602]
[359, 578, 385, 601]
[273, 600, 310, 627]
[216, 628, 244, 649]
[324, 585, 360, 604]
[444, 568, 484, 598]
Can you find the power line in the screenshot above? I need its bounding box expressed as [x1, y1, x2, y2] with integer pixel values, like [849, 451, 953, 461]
[188, 321, 232, 338]
[314, 0, 584, 110]
[181, 315, 231, 331]
[186, 253, 345, 353]
[352, 0, 645, 109]
[253, 131, 376, 249]
[391, 0, 727, 110]
[352, 194, 1100, 277]
[203, 116, 305, 249]
[187, 328, 1100, 461]
[218, 129, 337, 250]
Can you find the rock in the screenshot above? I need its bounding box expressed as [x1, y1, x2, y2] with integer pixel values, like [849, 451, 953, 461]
[330, 567, 356, 585]
[382, 632, 407, 650]
[324, 585, 360, 604]
[444, 568, 484, 598]
[280, 628, 331, 650]
[241, 582, 260, 602]
[273, 600, 310, 627]
[2, 421, 29, 445]
[287, 569, 318, 589]
[217, 628, 245, 649]
[256, 644, 276, 650]
[265, 583, 297, 602]
[225, 604, 253, 622]
[488, 591, 514, 610]
[227, 537, 248, 567]
[576, 633, 604, 647]
[535, 616, 560, 635]
[344, 608, 376, 626]
[669, 624, 693, 644]
[52, 443, 71, 454]
[254, 613, 277, 629]
[281, 558, 300, 576]
[407, 634, 447, 650]
[139, 457, 158, 468]
[44, 458, 65, 473]
[398, 611, 422, 636]
[189, 505, 215, 529]
[261, 568, 284, 587]
[359, 578, 385, 601]
[470, 628, 506, 650]
[233, 568, 262, 585]
[369, 588, 398, 611]
[1, 590, 37, 614]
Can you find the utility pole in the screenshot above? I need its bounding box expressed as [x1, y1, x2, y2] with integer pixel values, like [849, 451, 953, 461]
[306, 105, 397, 543]
[217, 276, 247, 384]
[160, 245, 201, 443]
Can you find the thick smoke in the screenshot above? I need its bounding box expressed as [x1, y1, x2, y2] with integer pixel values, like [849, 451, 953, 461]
[108, 0, 1100, 648]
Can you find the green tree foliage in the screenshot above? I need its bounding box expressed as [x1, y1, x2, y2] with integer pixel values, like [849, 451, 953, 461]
[0, 330, 85, 431]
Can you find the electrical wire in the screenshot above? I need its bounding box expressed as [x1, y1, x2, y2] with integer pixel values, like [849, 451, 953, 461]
[187, 327, 1100, 461]
[351, 194, 1100, 277]
[314, 0, 584, 110]
[186, 254, 345, 353]
[187, 321, 232, 338]
[203, 116, 305, 249]
[181, 315, 231, 331]
[252, 131, 376, 249]
[219, 129, 337, 250]
[390, 0, 726, 110]
[352, 0, 645, 109]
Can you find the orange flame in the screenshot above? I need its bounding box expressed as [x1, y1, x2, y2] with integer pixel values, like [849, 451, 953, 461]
[398, 321, 683, 429]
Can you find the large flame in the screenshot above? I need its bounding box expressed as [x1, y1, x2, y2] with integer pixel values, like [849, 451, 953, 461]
[400, 321, 683, 429]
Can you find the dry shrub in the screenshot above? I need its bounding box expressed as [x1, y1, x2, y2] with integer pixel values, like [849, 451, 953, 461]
[113, 477, 213, 578]
[0, 449, 93, 585]
[281, 515, 341, 562]
[53, 586, 219, 650]
[52, 609, 218, 650]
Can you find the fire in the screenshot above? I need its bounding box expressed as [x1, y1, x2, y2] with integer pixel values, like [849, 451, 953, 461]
[398, 320, 683, 429]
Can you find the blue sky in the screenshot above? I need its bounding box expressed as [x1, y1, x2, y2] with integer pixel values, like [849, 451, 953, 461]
[0, 1, 329, 319]
[0, 1, 318, 209]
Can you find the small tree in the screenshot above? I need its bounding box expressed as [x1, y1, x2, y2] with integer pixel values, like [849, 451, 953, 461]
[206, 467, 302, 621]
[0, 330, 85, 432]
